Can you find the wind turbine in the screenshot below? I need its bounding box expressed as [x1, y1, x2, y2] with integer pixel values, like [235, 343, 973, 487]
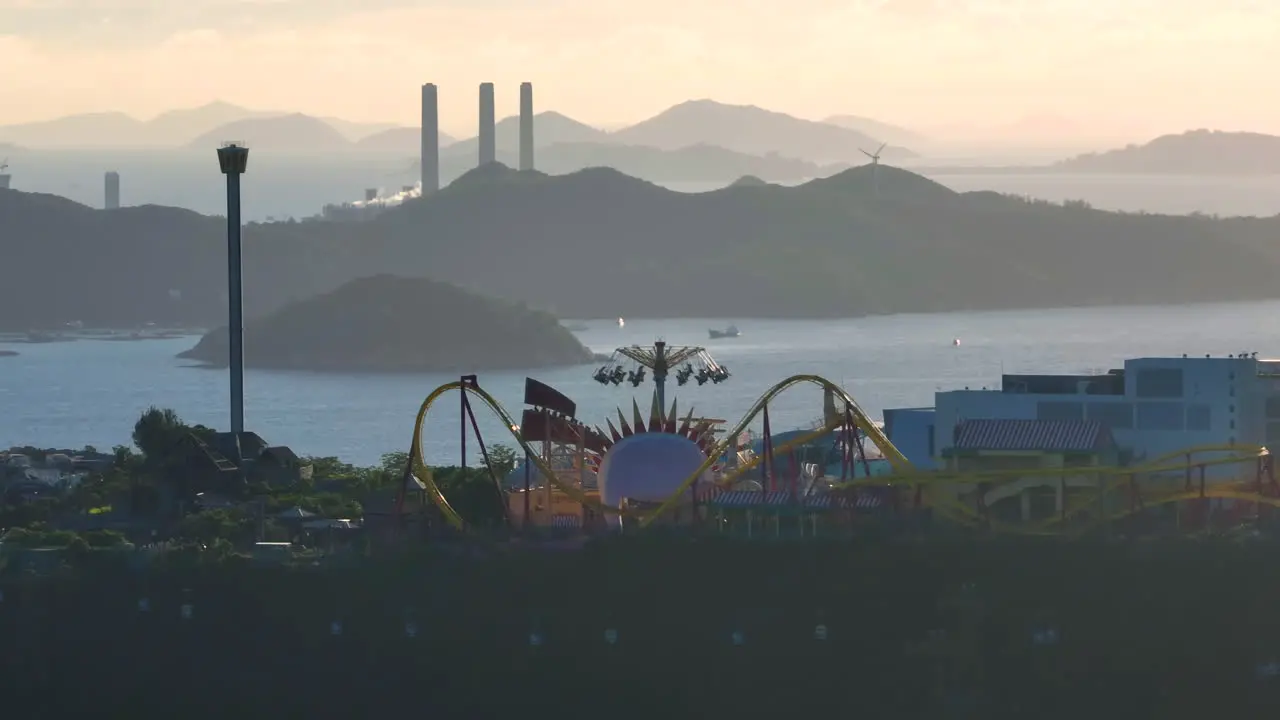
[859, 143, 886, 198]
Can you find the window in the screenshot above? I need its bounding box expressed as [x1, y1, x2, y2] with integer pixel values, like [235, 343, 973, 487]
[1037, 401, 1084, 422]
[1185, 405, 1211, 432]
[927, 424, 935, 456]
[1087, 402, 1134, 430]
[1136, 402, 1185, 431]
[1135, 368, 1184, 398]
[1266, 396, 1280, 419]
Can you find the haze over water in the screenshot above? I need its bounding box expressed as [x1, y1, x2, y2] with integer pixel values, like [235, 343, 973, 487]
[11, 152, 1280, 220]
[3, 301, 1277, 466]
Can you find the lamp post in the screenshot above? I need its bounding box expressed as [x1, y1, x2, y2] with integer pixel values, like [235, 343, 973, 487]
[217, 142, 249, 435]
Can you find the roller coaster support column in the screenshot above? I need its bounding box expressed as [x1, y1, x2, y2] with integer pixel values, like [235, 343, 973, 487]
[523, 448, 532, 530]
[460, 375, 512, 528]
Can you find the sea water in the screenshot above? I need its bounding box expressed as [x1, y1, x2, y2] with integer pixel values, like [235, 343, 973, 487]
[2, 301, 1278, 466]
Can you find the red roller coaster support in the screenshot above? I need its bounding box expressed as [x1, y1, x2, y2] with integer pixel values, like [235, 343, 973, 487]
[788, 448, 798, 501]
[761, 404, 775, 492]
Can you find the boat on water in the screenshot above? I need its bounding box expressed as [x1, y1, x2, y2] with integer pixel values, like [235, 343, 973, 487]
[617, 317, 625, 328]
[708, 325, 740, 339]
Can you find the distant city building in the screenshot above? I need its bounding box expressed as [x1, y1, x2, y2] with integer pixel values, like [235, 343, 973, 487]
[318, 202, 386, 222]
[105, 171, 120, 209]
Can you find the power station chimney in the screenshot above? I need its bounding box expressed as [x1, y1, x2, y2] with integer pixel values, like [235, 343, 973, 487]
[519, 82, 534, 171]
[104, 171, 120, 209]
[478, 82, 496, 166]
[420, 83, 439, 193]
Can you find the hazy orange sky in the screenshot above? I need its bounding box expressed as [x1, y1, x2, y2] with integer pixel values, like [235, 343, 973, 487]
[0, 0, 1275, 139]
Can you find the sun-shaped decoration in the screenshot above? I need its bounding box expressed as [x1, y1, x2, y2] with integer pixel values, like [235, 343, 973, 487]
[595, 390, 716, 452]
[594, 390, 720, 516]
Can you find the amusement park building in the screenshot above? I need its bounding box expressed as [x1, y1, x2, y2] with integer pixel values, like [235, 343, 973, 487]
[902, 355, 1280, 479]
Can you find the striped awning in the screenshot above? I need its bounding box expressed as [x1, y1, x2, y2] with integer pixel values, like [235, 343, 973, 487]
[950, 419, 1113, 453]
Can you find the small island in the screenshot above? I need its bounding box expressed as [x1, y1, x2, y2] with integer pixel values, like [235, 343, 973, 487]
[177, 275, 596, 373]
[0, 349, 17, 357]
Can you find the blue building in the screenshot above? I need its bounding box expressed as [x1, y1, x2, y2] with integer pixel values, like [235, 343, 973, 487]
[886, 355, 1278, 481]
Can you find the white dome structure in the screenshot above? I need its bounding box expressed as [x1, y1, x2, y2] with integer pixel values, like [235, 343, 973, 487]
[589, 393, 718, 528]
[597, 432, 712, 509]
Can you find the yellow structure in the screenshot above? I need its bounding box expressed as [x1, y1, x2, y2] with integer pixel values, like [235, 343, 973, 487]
[506, 486, 601, 529]
[406, 375, 1280, 535]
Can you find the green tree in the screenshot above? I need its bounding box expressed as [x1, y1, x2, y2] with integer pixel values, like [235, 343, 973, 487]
[132, 406, 187, 461]
[433, 466, 508, 527]
[484, 443, 519, 481]
[175, 508, 257, 546]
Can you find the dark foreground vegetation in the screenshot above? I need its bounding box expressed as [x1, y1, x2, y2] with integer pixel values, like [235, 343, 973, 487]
[3, 535, 1280, 719]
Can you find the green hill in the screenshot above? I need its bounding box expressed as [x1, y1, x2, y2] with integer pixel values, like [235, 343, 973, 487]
[176, 275, 594, 372]
[2, 163, 1280, 329]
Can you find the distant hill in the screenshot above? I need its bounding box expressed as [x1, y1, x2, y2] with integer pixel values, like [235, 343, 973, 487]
[185, 114, 353, 153]
[4, 164, 1280, 328]
[0, 112, 149, 149]
[1055, 130, 1280, 175]
[822, 115, 930, 148]
[177, 275, 594, 372]
[444, 111, 606, 159]
[318, 117, 401, 143]
[610, 99, 916, 164]
[0, 103, 402, 149]
[426, 141, 835, 184]
[146, 102, 277, 146]
[726, 175, 771, 188]
[356, 127, 458, 153]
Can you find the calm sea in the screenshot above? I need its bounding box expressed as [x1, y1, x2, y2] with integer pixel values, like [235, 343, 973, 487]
[2, 303, 1276, 466]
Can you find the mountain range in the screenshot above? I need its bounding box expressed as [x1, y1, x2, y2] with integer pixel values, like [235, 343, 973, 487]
[2, 163, 1278, 331]
[0, 102, 404, 149]
[0, 99, 909, 165]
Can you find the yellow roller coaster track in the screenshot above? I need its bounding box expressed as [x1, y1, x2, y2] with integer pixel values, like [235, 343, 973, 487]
[407, 375, 1278, 533]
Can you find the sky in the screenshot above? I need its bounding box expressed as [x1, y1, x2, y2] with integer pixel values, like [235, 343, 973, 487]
[0, 0, 1276, 139]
